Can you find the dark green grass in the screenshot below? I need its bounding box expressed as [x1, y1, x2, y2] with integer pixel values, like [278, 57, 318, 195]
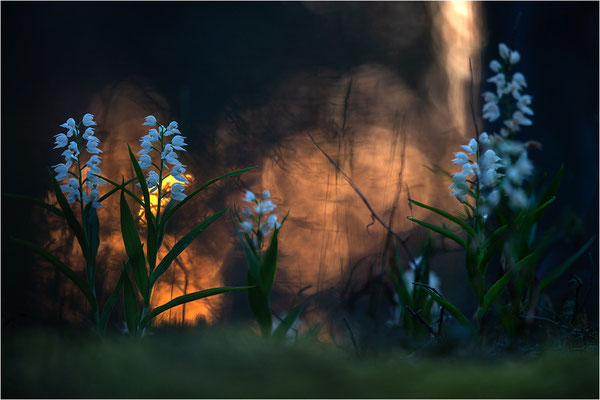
[2, 326, 598, 398]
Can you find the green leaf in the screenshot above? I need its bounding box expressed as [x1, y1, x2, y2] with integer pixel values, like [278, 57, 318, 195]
[540, 165, 563, 206]
[99, 263, 129, 332]
[407, 217, 466, 248]
[477, 225, 508, 273]
[260, 227, 279, 293]
[96, 174, 145, 209]
[11, 237, 96, 311]
[272, 303, 307, 341]
[158, 166, 256, 232]
[98, 177, 138, 203]
[390, 245, 411, 307]
[119, 185, 148, 302]
[537, 236, 596, 295]
[149, 208, 227, 287]
[3, 193, 64, 218]
[231, 209, 261, 285]
[412, 283, 471, 327]
[127, 146, 158, 272]
[247, 279, 273, 337]
[49, 170, 90, 261]
[531, 196, 556, 222]
[476, 271, 513, 321]
[140, 286, 253, 327]
[123, 272, 139, 336]
[409, 198, 476, 237]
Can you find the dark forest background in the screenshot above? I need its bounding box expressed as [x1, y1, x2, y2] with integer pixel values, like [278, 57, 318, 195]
[2, 2, 598, 329]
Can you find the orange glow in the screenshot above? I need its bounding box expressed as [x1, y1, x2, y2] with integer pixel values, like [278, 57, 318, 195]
[137, 173, 194, 218]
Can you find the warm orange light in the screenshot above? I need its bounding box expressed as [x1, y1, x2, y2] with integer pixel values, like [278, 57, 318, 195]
[138, 173, 193, 217]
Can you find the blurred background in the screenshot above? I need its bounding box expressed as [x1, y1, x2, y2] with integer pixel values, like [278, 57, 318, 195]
[2, 2, 598, 337]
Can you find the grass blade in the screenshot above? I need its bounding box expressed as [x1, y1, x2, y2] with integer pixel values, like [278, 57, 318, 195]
[119, 185, 148, 302]
[272, 303, 307, 341]
[158, 167, 256, 231]
[407, 217, 466, 248]
[49, 171, 90, 261]
[412, 282, 471, 327]
[127, 146, 158, 272]
[409, 198, 476, 237]
[150, 208, 227, 287]
[99, 263, 129, 332]
[3, 193, 64, 218]
[141, 286, 253, 327]
[11, 238, 96, 311]
[537, 236, 596, 295]
[123, 272, 139, 336]
[476, 271, 513, 321]
[260, 227, 279, 293]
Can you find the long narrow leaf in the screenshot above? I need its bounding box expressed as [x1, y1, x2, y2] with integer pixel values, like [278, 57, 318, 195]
[409, 198, 476, 237]
[11, 238, 96, 310]
[123, 272, 139, 336]
[407, 217, 466, 248]
[84, 204, 100, 287]
[141, 286, 253, 327]
[158, 167, 256, 231]
[157, 199, 176, 249]
[272, 303, 307, 340]
[3, 193, 64, 218]
[119, 186, 148, 301]
[127, 146, 158, 271]
[96, 174, 145, 208]
[477, 225, 509, 273]
[150, 208, 227, 287]
[98, 177, 138, 203]
[476, 271, 513, 321]
[49, 171, 89, 260]
[540, 165, 563, 206]
[99, 263, 129, 332]
[412, 282, 471, 327]
[537, 236, 596, 295]
[260, 227, 279, 293]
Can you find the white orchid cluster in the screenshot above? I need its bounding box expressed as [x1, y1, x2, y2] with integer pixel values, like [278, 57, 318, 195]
[482, 43, 533, 136]
[52, 113, 104, 208]
[450, 132, 503, 215]
[137, 115, 188, 202]
[239, 190, 281, 249]
[481, 43, 536, 210]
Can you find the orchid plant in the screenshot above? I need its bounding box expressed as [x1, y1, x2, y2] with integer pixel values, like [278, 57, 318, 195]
[233, 190, 305, 339]
[10, 113, 255, 336]
[407, 43, 595, 339]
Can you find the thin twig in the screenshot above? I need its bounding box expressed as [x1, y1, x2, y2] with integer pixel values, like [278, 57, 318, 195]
[437, 306, 445, 336]
[307, 132, 415, 264]
[405, 305, 437, 338]
[343, 317, 360, 356]
[468, 57, 480, 141]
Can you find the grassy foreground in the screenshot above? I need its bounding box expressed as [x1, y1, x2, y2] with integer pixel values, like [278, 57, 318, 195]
[2, 326, 598, 398]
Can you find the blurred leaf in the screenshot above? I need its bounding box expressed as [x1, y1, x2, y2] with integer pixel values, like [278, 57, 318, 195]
[3, 193, 64, 218]
[409, 198, 476, 237]
[531, 196, 556, 222]
[127, 146, 158, 272]
[247, 278, 273, 337]
[478, 225, 508, 273]
[537, 236, 596, 295]
[149, 208, 227, 287]
[99, 262, 129, 332]
[390, 245, 411, 307]
[123, 272, 139, 336]
[476, 271, 513, 321]
[407, 217, 466, 248]
[141, 286, 252, 327]
[260, 227, 279, 293]
[540, 165, 563, 206]
[159, 166, 256, 231]
[272, 303, 307, 341]
[119, 186, 148, 302]
[49, 170, 90, 261]
[12, 238, 97, 311]
[412, 283, 471, 327]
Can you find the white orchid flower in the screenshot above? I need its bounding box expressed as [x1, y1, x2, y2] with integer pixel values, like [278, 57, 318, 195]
[52, 163, 70, 181]
[498, 43, 510, 60]
[451, 152, 469, 165]
[138, 154, 152, 169]
[170, 182, 186, 201]
[267, 214, 281, 229]
[489, 60, 502, 73]
[170, 164, 188, 183]
[509, 50, 520, 64]
[143, 115, 157, 127]
[54, 133, 69, 148]
[240, 220, 254, 233]
[170, 135, 187, 151]
[460, 138, 478, 155]
[243, 190, 256, 202]
[82, 113, 96, 127]
[165, 121, 180, 136]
